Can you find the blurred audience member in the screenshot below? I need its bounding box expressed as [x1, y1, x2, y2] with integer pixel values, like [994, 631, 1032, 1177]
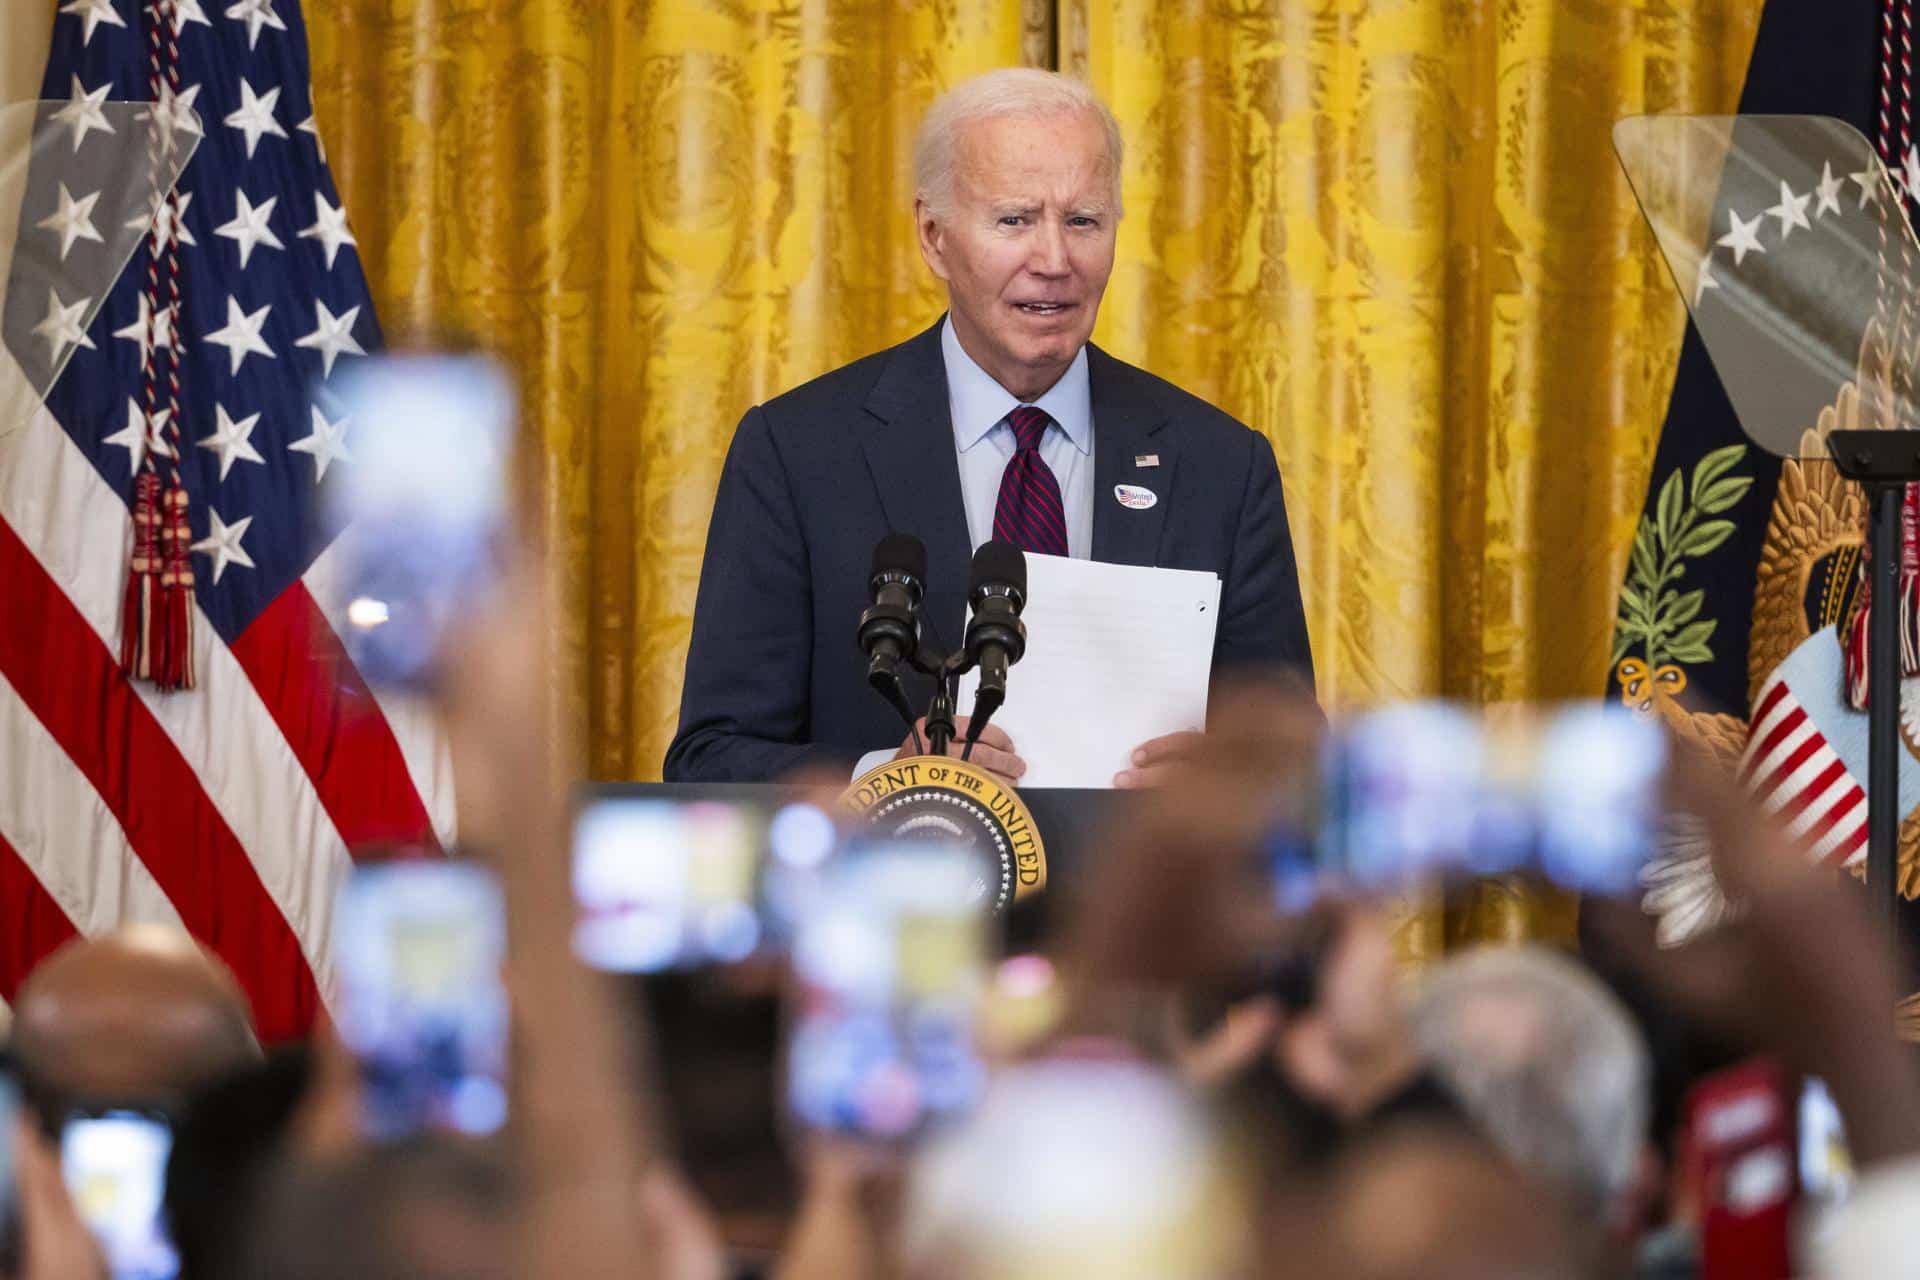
[1407, 944, 1652, 1248]
[776, 1141, 901, 1280]
[898, 1059, 1248, 1280]
[164, 1047, 314, 1280]
[236, 1138, 514, 1280]
[1283, 1122, 1586, 1280]
[10, 925, 257, 1124]
[20, 584, 1920, 1280]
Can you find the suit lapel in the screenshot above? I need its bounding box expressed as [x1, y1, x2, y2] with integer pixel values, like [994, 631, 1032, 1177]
[1090, 345, 1173, 567]
[861, 319, 972, 653]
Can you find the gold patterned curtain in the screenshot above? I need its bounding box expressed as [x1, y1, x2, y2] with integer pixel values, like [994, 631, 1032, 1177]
[305, 0, 1051, 783]
[305, 0, 1763, 941]
[1062, 0, 1762, 948]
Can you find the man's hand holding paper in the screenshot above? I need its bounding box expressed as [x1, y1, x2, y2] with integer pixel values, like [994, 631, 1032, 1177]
[956, 554, 1222, 789]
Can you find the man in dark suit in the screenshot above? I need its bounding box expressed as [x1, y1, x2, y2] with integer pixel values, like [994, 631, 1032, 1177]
[665, 69, 1311, 786]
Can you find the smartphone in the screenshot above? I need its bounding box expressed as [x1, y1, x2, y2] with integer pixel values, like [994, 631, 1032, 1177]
[1315, 702, 1667, 899]
[317, 353, 516, 690]
[60, 1110, 177, 1280]
[0, 1061, 17, 1273]
[1533, 705, 1669, 895]
[786, 843, 990, 1141]
[571, 796, 839, 973]
[1318, 702, 1488, 891]
[332, 862, 509, 1140]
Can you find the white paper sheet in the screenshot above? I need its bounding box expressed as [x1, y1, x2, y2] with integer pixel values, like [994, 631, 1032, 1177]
[957, 554, 1221, 788]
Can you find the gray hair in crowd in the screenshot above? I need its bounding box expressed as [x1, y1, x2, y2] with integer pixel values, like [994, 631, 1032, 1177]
[1407, 945, 1650, 1221]
[902, 1060, 1241, 1277]
[913, 67, 1125, 221]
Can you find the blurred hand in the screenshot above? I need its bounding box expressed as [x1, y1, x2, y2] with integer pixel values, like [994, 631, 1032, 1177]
[1588, 742, 1920, 1168]
[1168, 995, 1284, 1088]
[639, 1167, 729, 1280]
[1167, 904, 1417, 1122]
[15, 1116, 106, 1280]
[441, 545, 563, 827]
[1271, 905, 1420, 1121]
[287, 1013, 362, 1161]
[1113, 730, 1206, 788]
[1065, 681, 1324, 992]
[777, 1138, 903, 1280]
[894, 715, 1025, 788]
[440, 544, 655, 1275]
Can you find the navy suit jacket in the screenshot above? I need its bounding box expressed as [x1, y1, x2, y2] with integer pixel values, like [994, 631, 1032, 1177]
[663, 318, 1313, 783]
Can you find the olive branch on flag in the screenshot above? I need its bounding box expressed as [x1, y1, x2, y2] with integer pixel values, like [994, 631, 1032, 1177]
[1612, 443, 1755, 672]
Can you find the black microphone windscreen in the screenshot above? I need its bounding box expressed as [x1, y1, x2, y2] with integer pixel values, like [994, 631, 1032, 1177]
[872, 532, 927, 583]
[969, 539, 1027, 600]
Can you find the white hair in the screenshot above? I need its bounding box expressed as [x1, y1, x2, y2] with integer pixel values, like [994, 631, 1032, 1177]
[901, 1061, 1237, 1277]
[1407, 945, 1650, 1221]
[913, 67, 1124, 221]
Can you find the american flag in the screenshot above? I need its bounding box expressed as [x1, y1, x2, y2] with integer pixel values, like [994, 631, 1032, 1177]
[0, 0, 452, 1042]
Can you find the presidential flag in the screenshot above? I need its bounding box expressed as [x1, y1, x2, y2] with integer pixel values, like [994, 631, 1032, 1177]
[0, 0, 452, 1041]
[1606, 0, 1920, 1001]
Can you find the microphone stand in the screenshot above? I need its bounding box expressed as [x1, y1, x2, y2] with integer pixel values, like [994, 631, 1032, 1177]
[865, 541, 1023, 767]
[923, 666, 959, 757]
[1828, 430, 1912, 945]
[904, 648, 977, 759]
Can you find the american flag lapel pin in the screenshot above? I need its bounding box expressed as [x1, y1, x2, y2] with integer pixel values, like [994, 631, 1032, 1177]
[1134, 453, 1159, 468]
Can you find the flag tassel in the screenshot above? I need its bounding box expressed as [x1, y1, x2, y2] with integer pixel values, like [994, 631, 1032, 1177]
[120, 472, 161, 682]
[120, 474, 195, 691]
[156, 481, 195, 690]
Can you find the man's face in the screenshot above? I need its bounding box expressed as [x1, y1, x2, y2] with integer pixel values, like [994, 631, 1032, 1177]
[917, 108, 1118, 402]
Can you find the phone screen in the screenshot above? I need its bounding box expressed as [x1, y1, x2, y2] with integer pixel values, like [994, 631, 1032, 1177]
[333, 862, 509, 1139]
[60, 1112, 177, 1280]
[0, 1068, 17, 1270]
[317, 353, 515, 690]
[1315, 702, 1665, 899]
[571, 797, 838, 973]
[1319, 702, 1488, 890]
[786, 844, 989, 1141]
[1534, 706, 1668, 895]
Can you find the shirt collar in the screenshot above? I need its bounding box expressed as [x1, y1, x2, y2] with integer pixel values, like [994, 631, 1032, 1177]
[941, 315, 1092, 456]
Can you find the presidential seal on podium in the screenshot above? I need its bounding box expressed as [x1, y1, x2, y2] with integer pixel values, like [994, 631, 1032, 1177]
[841, 756, 1046, 911]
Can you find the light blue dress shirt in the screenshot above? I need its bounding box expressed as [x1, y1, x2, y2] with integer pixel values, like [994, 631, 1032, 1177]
[941, 316, 1094, 559]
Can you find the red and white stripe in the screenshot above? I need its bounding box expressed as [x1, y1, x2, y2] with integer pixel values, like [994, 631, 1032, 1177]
[1740, 678, 1870, 869]
[0, 379, 451, 1041]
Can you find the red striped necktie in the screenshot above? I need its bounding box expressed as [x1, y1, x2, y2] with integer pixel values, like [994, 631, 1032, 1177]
[991, 405, 1069, 557]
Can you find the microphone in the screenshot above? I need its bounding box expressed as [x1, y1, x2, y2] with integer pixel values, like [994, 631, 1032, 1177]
[961, 540, 1027, 760]
[857, 533, 926, 741]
